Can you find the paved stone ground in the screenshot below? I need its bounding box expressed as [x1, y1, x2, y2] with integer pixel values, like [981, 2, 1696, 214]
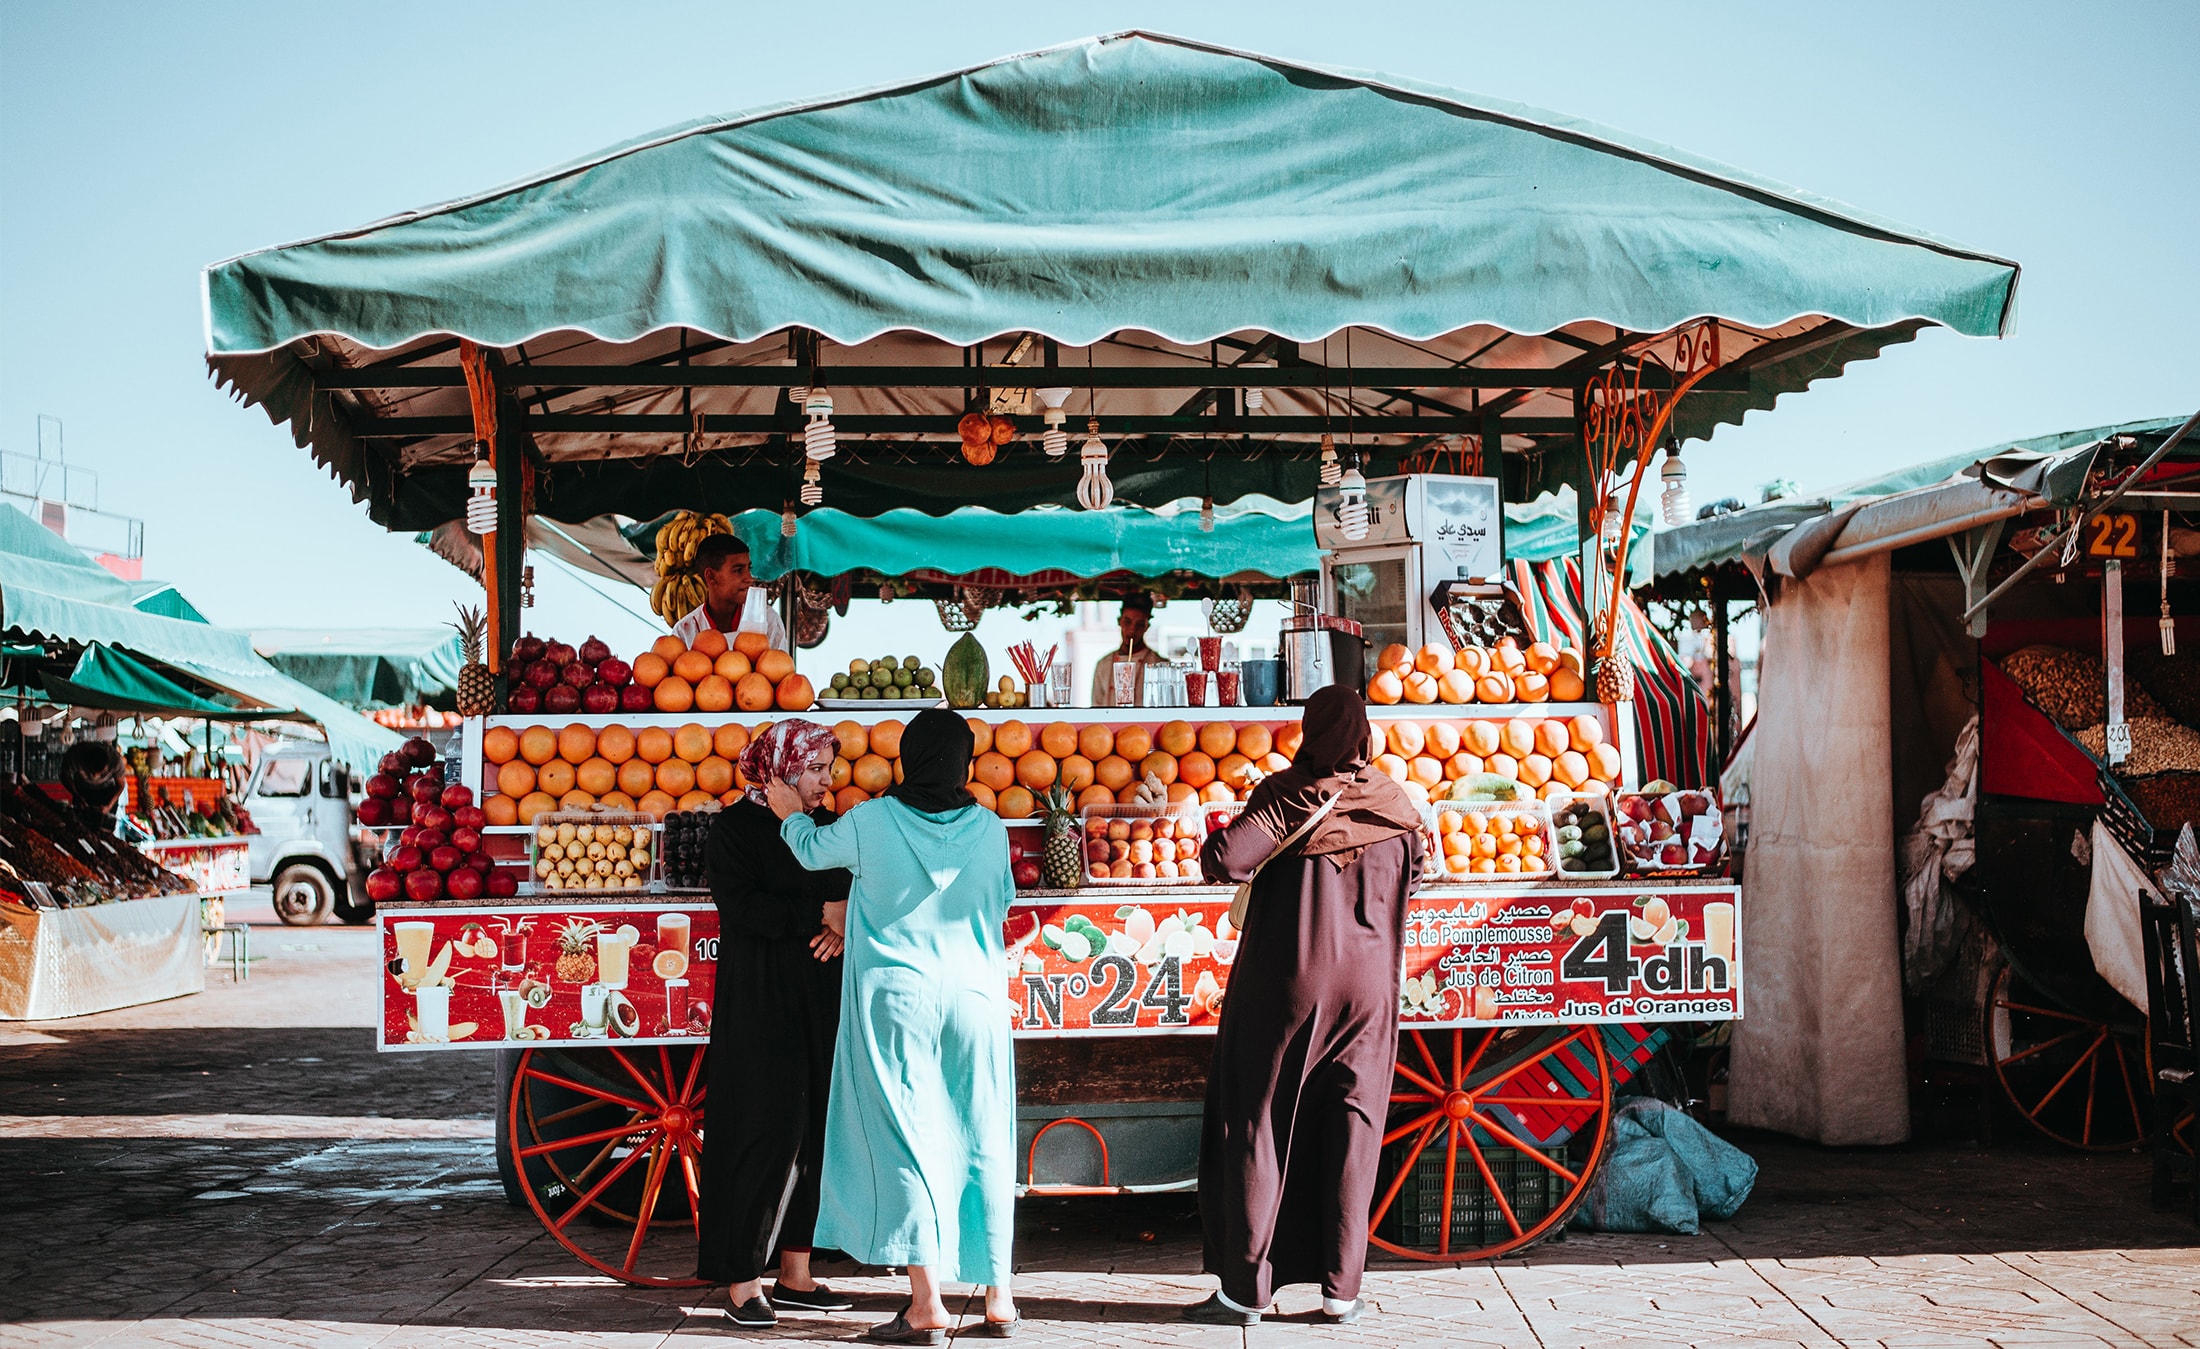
[3, 916, 2197, 1346]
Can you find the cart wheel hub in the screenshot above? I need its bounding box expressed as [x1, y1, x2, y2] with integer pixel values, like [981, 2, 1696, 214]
[1442, 1089, 1474, 1120]
[662, 1105, 693, 1132]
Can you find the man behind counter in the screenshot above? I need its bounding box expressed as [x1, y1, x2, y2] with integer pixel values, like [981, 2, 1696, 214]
[1090, 593, 1168, 707]
[673, 533, 790, 651]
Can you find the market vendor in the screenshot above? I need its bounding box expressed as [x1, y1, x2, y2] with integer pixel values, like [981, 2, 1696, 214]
[1090, 592, 1168, 707]
[673, 534, 789, 650]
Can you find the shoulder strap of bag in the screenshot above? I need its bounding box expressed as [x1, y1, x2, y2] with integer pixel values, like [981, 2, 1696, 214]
[1227, 789, 1344, 928]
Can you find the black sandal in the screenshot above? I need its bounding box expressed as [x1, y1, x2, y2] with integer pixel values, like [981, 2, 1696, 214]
[969, 1317, 1019, 1338]
[859, 1311, 946, 1345]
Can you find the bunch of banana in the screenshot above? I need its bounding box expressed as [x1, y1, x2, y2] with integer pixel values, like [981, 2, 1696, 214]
[648, 510, 733, 623]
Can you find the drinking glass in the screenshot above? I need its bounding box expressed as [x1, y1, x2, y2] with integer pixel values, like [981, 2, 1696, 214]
[1184, 669, 1210, 706]
[1113, 662, 1141, 708]
[1047, 661, 1073, 708]
[1198, 636, 1223, 671]
[1217, 662, 1243, 707]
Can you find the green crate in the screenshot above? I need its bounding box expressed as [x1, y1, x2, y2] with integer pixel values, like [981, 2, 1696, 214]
[1376, 1128, 1566, 1251]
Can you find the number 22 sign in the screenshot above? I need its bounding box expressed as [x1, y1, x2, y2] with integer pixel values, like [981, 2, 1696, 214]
[2088, 512, 2140, 559]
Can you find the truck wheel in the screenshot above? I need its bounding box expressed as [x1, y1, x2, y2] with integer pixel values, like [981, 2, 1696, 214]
[332, 891, 376, 925]
[270, 864, 335, 926]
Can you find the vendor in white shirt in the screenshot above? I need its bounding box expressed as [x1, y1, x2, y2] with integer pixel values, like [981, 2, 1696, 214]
[672, 533, 790, 650]
[1090, 592, 1169, 707]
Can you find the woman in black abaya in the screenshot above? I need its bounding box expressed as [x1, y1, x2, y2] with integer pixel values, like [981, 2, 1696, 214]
[1185, 686, 1424, 1328]
[695, 719, 855, 1328]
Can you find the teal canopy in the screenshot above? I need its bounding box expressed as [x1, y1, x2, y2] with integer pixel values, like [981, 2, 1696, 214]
[41, 644, 278, 721]
[206, 32, 2016, 533]
[253, 628, 465, 709]
[0, 507, 402, 771]
[1647, 414, 2190, 583]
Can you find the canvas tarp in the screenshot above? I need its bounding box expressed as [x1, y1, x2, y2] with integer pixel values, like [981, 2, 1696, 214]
[1727, 553, 1911, 1145]
[41, 644, 277, 720]
[252, 628, 465, 709]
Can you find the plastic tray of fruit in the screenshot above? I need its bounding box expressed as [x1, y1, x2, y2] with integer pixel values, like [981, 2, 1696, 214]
[1079, 803, 1208, 885]
[1612, 786, 1725, 877]
[528, 810, 659, 894]
[1545, 791, 1622, 879]
[1422, 801, 1556, 883]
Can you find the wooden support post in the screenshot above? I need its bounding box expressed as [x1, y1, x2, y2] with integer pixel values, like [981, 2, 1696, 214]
[1712, 597, 1733, 769]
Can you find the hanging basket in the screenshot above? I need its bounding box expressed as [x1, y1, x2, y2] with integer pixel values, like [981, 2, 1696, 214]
[1205, 594, 1252, 634]
[795, 605, 832, 649]
[934, 598, 980, 632]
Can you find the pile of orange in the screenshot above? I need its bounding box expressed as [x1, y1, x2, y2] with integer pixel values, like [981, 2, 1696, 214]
[630, 629, 813, 716]
[482, 720, 749, 825]
[935, 717, 1291, 820]
[1430, 807, 1551, 877]
[1371, 712, 1622, 807]
[1366, 636, 1588, 706]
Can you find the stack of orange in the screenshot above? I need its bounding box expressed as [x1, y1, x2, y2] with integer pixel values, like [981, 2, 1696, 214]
[481, 721, 750, 825]
[630, 630, 813, 715]
[1370, 713, 1622, 807]
[1366, 636, 1588, 706]
[1431, 807, 1551, 877]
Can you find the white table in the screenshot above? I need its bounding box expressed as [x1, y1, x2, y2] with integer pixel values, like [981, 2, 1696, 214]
[0, 892, 205, 1019]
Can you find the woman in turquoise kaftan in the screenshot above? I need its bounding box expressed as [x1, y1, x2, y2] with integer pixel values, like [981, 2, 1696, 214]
[768, 709, 1017, 1343]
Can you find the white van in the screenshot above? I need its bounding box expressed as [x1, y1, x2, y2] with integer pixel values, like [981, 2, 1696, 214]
[241, 741, 377, 925]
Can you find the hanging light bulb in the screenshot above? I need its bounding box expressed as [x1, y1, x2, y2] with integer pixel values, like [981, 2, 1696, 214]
[1199, 496, 1215, 533]
[800, 459, 823, 506]
[1036, 387, 1073, 459]
[1659, 447, 1691, 527]
[465, 447, 497, 535]
[802, 388, 836, 461]
[1318, 433, 1341, 488]
[1076, 418, 1114, 510]
[1242, 360, 1274, 411]
[1337, 467, 1369, 541]
[1601, 488, 1626, 549]
[781, 505, 797, 538]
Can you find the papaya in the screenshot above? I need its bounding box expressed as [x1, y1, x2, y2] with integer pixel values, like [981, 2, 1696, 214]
[1450, 772, 1531, 803]
[943, 633, 990, 709]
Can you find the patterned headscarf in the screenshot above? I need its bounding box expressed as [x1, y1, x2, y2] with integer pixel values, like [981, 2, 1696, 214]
[739, 718, 840, 807]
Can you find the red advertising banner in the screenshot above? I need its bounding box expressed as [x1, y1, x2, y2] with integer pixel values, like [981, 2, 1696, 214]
[378, 904, 717, 1051]
[1399, 884, 1741, 1027]
[1006, 883, 1740, 1036]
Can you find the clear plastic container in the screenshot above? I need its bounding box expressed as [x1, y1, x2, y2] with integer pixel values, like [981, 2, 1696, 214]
[1420, 799, 1556, 883]
[1077, 802, 1209, 885]
[1611, 789, 1725, 876]
[526, 809, 659, 895]
[1544, 791, 1622, 879]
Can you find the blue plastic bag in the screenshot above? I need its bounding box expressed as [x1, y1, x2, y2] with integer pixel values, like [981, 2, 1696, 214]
[1568, 1097, 1757, 1234]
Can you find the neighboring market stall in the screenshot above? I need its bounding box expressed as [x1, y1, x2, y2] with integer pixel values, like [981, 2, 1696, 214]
[0, 503, 403, 1015]
[1646, 412, 2199, 1149]
[203, 32, 2017, 1277]
[253, 627, 465, 712]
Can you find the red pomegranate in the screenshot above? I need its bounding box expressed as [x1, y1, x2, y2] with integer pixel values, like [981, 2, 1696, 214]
[388, 844, 424, 873]
[581, 683, 619, 714]
[452, 805, 487, 833]
[403, 867, 443, 901]
[379, 752, 408, 776]
[511, 634, 546, 665]
[560, 660, 595, 689]
[440, 783, 474, 811]
[355, 797, 390, 827]
[429, 845, 464, 873]
[407, 775, 440, 804]
[465, 851, 494, 873]
[444, 866, 485, 901]
[544, 684, 581, 714]
[402, 737, 436, 768]
[596, 657, 632, 687]
[485, 868, 520, 898]
[389, 797, 413, 825]
[364, 868, 402, 902]
[365, 773, 400, 801]
[508, 686, 541, 714]
[578, 636, 612, 666]
[449, 827, 481, 854]
[544, 640, 576, 667]
[524, 660, 560, 690]
[619, 683, 653, 713]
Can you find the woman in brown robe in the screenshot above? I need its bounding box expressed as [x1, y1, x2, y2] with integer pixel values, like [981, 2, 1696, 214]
[1186, 685, 1424, 1327]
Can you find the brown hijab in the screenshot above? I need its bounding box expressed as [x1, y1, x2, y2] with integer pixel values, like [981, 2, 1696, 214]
[1240, 685, 1422, 869]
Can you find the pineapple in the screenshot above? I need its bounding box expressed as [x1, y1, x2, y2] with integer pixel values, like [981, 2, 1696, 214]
[1039, 786, 1083, 889]
[1590, 615, 1635, 703]
[452, 603, 493, 716]
[553, 918, 602, 984]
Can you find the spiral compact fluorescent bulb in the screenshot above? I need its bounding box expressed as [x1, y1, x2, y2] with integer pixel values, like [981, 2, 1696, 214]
[1337, 468, 1369, 541]
[1242, 360, 1273, 411]
[802, 388, 836, 461]
[465, 451, 497, 535]
[1076, 418, 1114, 510]
[1660, 451, 1691, 527]
[1036, 387, 1072, 459]
[800, 459, 823, 506]
[781, 506, 798, 538]
[1318, 433, 1342, 487]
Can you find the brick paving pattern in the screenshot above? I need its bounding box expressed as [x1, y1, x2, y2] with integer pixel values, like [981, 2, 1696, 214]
[2, 919, 2196, 1346]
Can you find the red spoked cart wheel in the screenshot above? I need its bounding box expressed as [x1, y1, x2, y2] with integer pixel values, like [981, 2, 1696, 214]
[1369, 1024, 1611, 1262]
[509, 1044, 708, 1287]
[1985, 965, 2151, 1151]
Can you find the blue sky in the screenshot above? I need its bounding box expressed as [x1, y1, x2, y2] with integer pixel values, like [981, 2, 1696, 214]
[2, 2, 2193, 654]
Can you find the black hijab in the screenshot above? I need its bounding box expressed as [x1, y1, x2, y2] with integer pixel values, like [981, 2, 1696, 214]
[886, 708, 977, 814]
[1242, 685, 1422, 869]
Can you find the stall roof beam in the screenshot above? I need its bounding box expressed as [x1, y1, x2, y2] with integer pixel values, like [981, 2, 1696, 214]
[314, 364, 1752, 393]
[351, 413, 1577, 438]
